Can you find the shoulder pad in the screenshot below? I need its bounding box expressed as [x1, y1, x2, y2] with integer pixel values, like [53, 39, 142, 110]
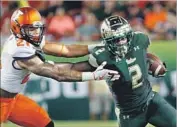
[12, 46, 35, 60]
[91, 47, 111, 66]
[88, 54, 99, 67]
[92, 46, 106, 55]
[133, 31, 151, 49]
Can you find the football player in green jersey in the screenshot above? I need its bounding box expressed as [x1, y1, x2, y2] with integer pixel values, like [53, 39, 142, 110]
[67, 15, 176, 127]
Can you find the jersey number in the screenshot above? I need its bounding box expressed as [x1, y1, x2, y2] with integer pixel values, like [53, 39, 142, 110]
[95, 48, 105, 55]
[17, 39, 30, 47]
[127, 58, 143, 89]
[129, 64, 142, 89]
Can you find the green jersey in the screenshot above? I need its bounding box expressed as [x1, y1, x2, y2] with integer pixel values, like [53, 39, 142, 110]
[89, 32, 153, 114]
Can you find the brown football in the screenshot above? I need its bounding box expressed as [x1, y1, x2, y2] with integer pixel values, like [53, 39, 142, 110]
[147, 53, 166, 76]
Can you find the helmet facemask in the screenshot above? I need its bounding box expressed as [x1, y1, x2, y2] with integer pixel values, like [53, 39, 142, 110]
[106, 29, 133, 58]
[20, 21, 45, 47]
[101, 19, 133, 58]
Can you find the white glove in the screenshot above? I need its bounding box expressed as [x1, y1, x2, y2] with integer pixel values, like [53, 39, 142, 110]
[82, 61, 120, 81]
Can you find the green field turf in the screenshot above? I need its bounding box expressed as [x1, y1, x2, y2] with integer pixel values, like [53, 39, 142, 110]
[2, 120, 155, 127]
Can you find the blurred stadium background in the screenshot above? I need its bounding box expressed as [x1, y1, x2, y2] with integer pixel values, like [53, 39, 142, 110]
[1, 1, 176, 127]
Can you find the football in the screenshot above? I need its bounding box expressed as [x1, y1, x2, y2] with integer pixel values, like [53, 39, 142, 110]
[147, 53, 167, 77]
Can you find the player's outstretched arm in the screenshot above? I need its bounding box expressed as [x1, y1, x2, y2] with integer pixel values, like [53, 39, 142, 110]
[16, 56, 119, 82]
[54, 61, 120, 81]
[17, 56, 81, 81]
[42, 42, 103, 57]
[56, 61, 96, 72]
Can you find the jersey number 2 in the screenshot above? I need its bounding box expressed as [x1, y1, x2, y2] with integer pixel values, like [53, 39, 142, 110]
[95, 48, 105, 55]
[127, 58, 143, 89]
[129, 64, 142, 89]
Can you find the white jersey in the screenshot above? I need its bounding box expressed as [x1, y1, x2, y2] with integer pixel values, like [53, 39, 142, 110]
[1, 35, 45, 93]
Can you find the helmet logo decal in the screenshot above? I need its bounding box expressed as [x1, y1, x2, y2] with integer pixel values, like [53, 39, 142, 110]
[107, 16, 123, 27]
[11, 10, 23, 22]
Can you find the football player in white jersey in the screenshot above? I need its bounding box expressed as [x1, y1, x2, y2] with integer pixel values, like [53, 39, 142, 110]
[0, 7, 120, 127]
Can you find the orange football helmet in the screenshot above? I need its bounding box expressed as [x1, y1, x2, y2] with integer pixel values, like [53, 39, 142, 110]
[10, 7, 45, 46]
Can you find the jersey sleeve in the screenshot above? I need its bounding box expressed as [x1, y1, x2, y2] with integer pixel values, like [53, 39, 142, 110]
[88, 47, 109, 67]
[134, 31, 151, 49]
[12, 46, 36, 60]
[143, 34, 151, 49]
[88, 54, 99, 67]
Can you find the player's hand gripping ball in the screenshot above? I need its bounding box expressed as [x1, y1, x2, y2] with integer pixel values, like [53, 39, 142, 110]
[147, 53, 167, 77]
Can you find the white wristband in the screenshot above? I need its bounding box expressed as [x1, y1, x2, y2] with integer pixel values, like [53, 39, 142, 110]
[82, 72, 94, 81]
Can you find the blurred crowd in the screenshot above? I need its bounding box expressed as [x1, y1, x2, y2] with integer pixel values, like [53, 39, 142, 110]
[1, 1, 176, 44]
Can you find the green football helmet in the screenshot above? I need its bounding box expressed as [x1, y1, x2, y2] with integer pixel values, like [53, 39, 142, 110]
[100, 15, 133, 58]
